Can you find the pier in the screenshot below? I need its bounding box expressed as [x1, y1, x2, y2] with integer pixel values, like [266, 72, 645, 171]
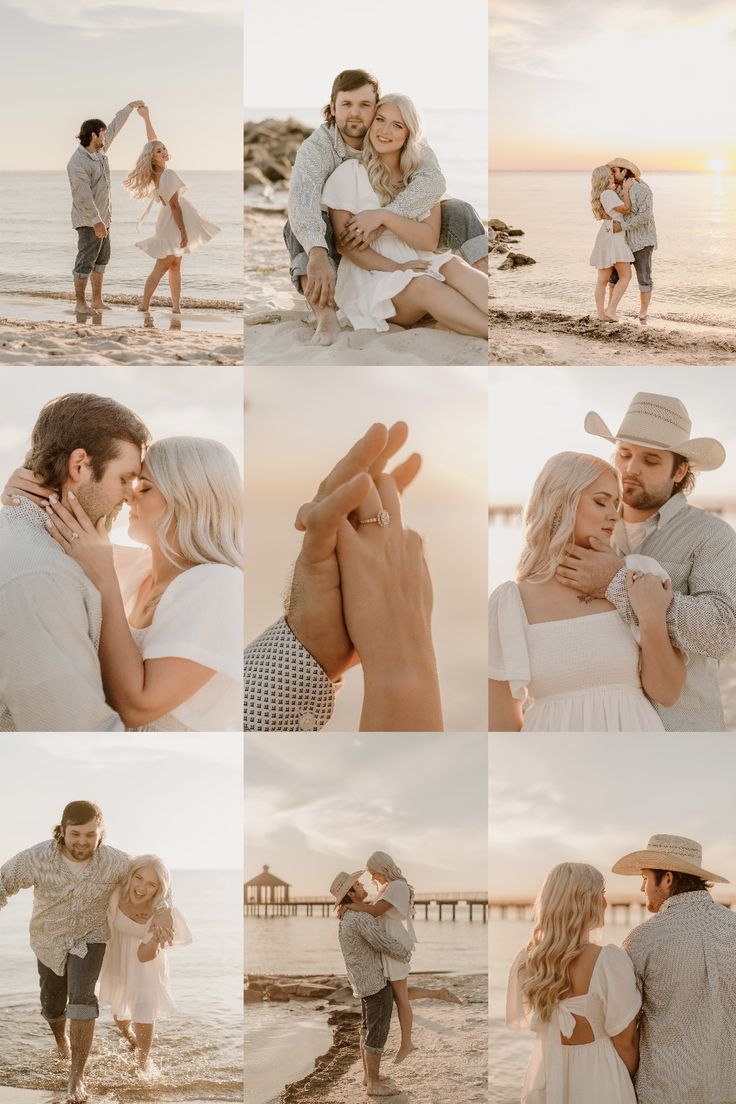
[490, 894, 736, 923]
[245, 891, 488, 921]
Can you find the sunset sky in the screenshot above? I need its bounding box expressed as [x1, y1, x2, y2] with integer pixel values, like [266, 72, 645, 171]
[489, 0, 736, 171]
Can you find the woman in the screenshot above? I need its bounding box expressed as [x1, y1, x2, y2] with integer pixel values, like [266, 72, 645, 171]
[7, 437, 243, 730]
[507, 863, 640, 1103]
[589, 166, 634, 321]
[488, 452, 684, 731]
[320, 94, 487, 338]
[339, 851, 461, 1064]
[101, 855, 191, 1072]
[123, 105, 220, 315]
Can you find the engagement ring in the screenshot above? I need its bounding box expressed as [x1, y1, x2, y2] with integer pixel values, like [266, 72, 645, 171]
[359, 510, 390, 528]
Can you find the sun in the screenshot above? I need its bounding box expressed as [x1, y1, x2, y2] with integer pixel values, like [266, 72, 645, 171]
[706, 158, 729, 173]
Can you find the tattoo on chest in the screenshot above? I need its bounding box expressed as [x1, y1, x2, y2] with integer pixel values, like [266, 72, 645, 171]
[577, 594, 595, 605]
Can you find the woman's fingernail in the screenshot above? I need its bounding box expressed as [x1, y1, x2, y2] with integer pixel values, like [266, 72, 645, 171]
[12, 496, 20, 504]
[68, 492, 76, 500]
[45, 519, 53, 528]
[49, 493, 58, 502]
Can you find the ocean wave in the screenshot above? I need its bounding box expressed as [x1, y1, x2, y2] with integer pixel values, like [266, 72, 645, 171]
[0, 289, 242, 312]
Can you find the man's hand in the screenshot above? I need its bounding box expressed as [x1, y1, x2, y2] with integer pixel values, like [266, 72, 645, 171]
[304, 248, 336, 309]
[612, 220, 623, 234]
[286, 422, 421, 681]
[555, 537, 624, 598]
[93, 222, 108, 239]
[149, 907, 174, 946]
[339, 209, 385, 251]
[128, 100, 145, 109]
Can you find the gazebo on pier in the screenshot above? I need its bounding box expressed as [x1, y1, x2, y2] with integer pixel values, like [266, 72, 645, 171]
[244, 866, 291, 915]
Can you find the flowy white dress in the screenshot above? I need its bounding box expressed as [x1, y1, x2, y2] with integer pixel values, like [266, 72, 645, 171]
[506, 945, 641, 1104]
[589, 190, 634, 268]
[320, 159, 454, 332]
[136, 168, 220, 259]
[376, 879, 416, 981]
[488, 581, 664, 731]
[99, 889, 192, 1024]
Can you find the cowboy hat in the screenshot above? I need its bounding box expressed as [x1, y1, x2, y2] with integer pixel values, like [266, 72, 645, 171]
[607, 157, 641, 178]
[329, 870, 364, 903]
[585, 392, 725, 471]
[612, 833, 728, 883]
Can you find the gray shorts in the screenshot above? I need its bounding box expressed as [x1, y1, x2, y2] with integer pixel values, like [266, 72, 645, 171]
[609, 245, 654, 292]
[361, 982, 393, 1054]
[73, 226, 111, 278]
[37, 943, 106, 1022]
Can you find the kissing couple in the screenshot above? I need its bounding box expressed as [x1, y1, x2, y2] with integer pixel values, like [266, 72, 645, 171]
[0, 392, 243, 732]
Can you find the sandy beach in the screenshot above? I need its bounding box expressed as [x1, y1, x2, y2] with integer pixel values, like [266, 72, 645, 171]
[247, 972, 487, 1104]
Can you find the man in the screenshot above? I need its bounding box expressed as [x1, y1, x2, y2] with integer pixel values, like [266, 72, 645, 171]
[0, 801, 172, 1104]
[0, 393, 150, 731]
[613, 834, 736, 1103]
[606, 157, 657, 322]
[67, 101, 144, 316]
[284, 69, 487, 345]
[330, 870, 411, 1098]
[557, 392, 736, 730]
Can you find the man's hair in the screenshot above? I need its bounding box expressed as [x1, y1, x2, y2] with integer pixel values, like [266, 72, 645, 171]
[77, 119, 107, 148]
[322, 69, 381, 124]
[339, 886, 359, 907]
[53, 801, 105, 845]
[26, 393, 150, 492]
[671, 451, 696, 496]
[652, 868, 712, 894]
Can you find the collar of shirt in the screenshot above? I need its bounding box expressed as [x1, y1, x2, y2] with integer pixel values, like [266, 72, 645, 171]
[658, 888, 712, 915]
[613, 492, 687, 552]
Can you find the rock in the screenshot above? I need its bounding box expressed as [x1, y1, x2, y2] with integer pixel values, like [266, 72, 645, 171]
[489, 219, 510, 231]
[244, 987, 264, 1003]
[506, 228, 525, 237]
[244, 117, 314, 190]
[243, 166, 270, 189]
[498, 252, 536, 270]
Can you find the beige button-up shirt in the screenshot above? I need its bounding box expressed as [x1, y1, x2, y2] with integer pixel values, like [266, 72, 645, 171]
[338, 911, 412, 999]
[66, 104, 133, 228]
[0, 498, 123, 731]
[624, 891, 736, 1104]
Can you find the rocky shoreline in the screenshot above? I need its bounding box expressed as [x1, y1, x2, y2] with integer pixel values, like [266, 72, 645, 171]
[489, 218, 535, 269]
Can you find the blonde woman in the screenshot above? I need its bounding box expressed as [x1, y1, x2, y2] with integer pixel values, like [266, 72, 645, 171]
[320, 94, 487, 337]
[19, 436, 244, 730]
[488, 452, 684, 731]
[100, 856, 191, 1072]
[507, 863, 640, 1102]
[123, 106, 219, 315]
[589, 165, 635, 321]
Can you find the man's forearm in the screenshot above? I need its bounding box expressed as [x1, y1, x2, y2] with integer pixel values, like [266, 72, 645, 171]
[665, 592, 736, 659]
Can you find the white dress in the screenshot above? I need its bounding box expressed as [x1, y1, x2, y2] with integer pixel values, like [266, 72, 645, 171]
[320, 159, 454, 332]
[589, 190, 635, 268]
[136, 168, 220, 259]
[488, 580, 664, 731]
[99, 889, 192, 1024]
[377, 879, 416, 981]
[507, 945, 641, 1104]
[117, 549, 243, 731]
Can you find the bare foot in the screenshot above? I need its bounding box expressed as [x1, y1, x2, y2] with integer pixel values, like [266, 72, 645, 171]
[367, 1082, 398, 1097]
[638, 313, 648, 325]
[91, 301, 111, 311]
[67, 1074, 88, 1103]
[437, 986, 463, 1004]
[138, 304, 152, 314]
[595, 312, 612, 322]
[604, 311, 619, 322]
[309, 307, 340, 347]
[75, 301, 92, 315]
[393, 1043, 418, 1065]
[56, 1038, 71, 1060]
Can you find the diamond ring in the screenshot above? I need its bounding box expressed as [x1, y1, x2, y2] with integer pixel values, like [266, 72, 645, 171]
[359, 510, 390, 528]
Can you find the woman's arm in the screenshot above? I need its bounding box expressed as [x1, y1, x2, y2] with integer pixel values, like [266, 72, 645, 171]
[611, 1017, 639, 1077]
[608, 180, 633, 216]
[328, 207, 403, 272]
[168, 192, 188, 249]
[627, 574, 686, 706]
[381, 205, 441, 251]
[137, 937, 161, 963]
[488, 679, 523, 732]
[137, 105, 157, 142]
[346, 899, 392, 917]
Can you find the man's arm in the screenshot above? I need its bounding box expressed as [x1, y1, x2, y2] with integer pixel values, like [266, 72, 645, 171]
[352, 913, 412, 962]
[620, 185, 653, 233]
[384, 143, 446, 221]
[103, 102, 138, 150]
[287, 130, 338, 255]
[243, 618, 337, 732]
[67, 160, 104, 225]
[0, 573, 123, 731]
[0, 848, 37, 910]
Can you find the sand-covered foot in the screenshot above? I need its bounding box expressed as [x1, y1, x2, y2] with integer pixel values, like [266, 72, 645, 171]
[367, 1082, 398, 1097]
[75, 301, 92, 315]
[91, 301, 112, 311]
[309, 309, 340, 347]
[67, 1074, 88, 1103]
[437, 986, 464, 1004]
[393, 1043, 418, 1065]
[639, 313, 648, 325]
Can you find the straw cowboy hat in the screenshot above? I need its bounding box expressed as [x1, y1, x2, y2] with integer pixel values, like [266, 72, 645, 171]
[585, 392, 726, 471]
[607, 157, 641, 178]
[329, 870, 363, 903]
[612, 833, 728, 883]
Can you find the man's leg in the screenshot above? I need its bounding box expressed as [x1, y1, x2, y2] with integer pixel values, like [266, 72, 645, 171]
[66, 943, 106, 1103]
[363, 984, 395, 1097]
[72, 228, 99, 314]
[632, 246, 654, 321]
[89, 233, 112, 311]
[439, 198, 488, 273]
[37, 958, 70, 1058]
[283, 215, 341, 345]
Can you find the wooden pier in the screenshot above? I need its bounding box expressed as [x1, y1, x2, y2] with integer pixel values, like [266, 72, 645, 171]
[245, 891, 488, 921]
[490, 894, 736, 924]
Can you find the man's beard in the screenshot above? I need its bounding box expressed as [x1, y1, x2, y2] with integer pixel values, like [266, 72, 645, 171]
[74, 484, 119, 531]
[622, 484, 670, 512]
[340, 121, 368, 140]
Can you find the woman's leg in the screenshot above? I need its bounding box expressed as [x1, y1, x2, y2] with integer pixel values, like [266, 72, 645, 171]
[437, 257, 488, 313]
[167, 257, 183, 312]
[390, 278, 487, 338]
[406, 984, 462, 1004]
[390, 978, 417, 1064]
[607, 262, 632, 315]
[595, 268, 613, 319]
[132, 1022, 155, 1070]
[114, 1017, 136, 1047]
[141, 258, 173, 311]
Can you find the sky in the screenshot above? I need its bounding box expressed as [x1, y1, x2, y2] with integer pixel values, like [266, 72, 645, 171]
[1, 365, 243, 547]
[0, 733, 242, 869]
[489, 0, 736, 171]
[244, 0, 487, 110]
[244, 732, 488, 896]
[489, 732, 736, 900]
[0, 0, 242, 170]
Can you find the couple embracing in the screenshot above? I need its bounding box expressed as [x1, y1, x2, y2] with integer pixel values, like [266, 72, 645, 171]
[507, 835, 736, 1103]
[489, 392, 736, 732]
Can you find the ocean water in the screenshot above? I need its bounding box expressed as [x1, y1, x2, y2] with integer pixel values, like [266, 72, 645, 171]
[489, 171, 736, 329]
[0, 171, 243, 305]
[0, 870, 243, 1102]
[250, 107, 488, 219]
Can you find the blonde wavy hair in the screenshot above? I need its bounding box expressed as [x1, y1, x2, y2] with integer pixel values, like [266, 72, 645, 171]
[122, 140, 162, 200]
[522, 863, 604, 1022]
[517, 452, 617, 584]
[366, 850, 415, 912]
[121, 854, 171, 910]
[362, 94, 424, 205]
[145, 437, 244, 571]
[590, 165, 613, 220]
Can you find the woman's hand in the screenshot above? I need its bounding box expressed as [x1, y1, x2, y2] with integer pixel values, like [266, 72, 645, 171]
[179, 234, 188, 249]
[398, 260, 431, 272]
[335, 902, 360, 919]
[2, 467, 55, 507]
[45, 493, 116, 590]
[136, 104, 150, 117]
[340, 209, 385, 249]
[625, 572, 674, 623]
[622, 177, 634, 192]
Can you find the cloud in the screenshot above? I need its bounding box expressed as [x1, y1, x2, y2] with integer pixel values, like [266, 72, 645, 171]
[7, 0, 240, 33]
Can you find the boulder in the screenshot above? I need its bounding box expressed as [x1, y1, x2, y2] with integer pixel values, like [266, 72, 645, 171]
[489, 219, 510, 231]
[244, 117, 314, 190]
[498, 252, 536, 270]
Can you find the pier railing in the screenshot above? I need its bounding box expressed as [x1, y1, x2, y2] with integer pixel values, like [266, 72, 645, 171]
[490, 894, 736, 923]
[245, 891, 488, 921]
